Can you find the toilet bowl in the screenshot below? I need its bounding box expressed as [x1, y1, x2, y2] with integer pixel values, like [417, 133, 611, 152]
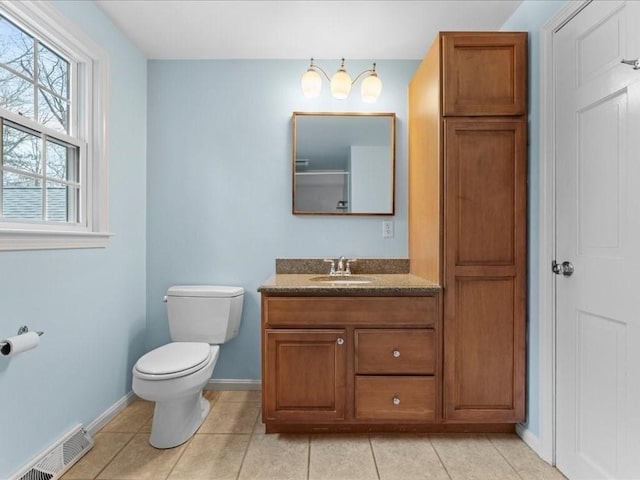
[132, 285, 243, 448]
[133, 342, 218, 448]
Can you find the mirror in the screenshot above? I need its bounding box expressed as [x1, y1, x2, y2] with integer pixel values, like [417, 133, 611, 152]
[292, 112, 395, 215]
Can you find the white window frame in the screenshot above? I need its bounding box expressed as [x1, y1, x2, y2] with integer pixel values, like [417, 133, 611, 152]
[0, 0, 110, 251]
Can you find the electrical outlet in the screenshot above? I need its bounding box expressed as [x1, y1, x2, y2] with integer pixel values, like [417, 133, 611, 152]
[382, 220, 394, 238]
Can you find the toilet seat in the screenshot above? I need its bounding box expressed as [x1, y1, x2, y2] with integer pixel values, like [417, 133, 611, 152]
[134, 342, 218, 380]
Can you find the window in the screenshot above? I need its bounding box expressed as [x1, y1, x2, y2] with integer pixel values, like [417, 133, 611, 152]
[0, 2, 109, 250]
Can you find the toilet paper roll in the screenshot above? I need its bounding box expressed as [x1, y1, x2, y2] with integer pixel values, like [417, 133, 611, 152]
[0, 331, 40, 357]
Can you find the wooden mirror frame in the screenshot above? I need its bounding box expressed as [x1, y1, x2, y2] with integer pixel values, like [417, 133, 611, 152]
[292, 112, 396, 216]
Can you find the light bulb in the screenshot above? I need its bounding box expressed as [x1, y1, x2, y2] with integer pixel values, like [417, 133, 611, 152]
[330, 69, 352, 100]
[361, 74, 382, 103]
[301, 69, 322, 98]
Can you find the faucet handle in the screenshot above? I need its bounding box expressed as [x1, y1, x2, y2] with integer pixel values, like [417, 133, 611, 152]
[345, 258, 357, 275]
[323, 258, 336, 275]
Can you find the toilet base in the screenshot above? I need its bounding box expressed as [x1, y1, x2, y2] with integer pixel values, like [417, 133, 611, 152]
[149, 392, 210, 449]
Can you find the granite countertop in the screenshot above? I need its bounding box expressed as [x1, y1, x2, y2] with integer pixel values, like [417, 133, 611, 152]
[258, 273, 441, 295]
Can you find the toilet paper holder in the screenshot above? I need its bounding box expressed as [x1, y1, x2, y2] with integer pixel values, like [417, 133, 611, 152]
[0, 325, 44, 351]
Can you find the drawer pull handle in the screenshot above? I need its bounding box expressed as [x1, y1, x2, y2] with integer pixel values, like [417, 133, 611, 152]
[392, 396, 401, 406]
[336, 337, 344, 345]
[392, 349, 400, 358]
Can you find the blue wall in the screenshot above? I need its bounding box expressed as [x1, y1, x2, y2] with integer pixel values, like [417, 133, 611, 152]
[501, 0, 567, 438]
[0, 1, 146, 476]
[146, 59, 418, 380]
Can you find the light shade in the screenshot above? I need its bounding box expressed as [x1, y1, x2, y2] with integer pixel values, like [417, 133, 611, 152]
[302, 59, 382, 102]
[361, 74, 382, 103]
[301, 69, 322, 98]
[330, 70, 352, 100]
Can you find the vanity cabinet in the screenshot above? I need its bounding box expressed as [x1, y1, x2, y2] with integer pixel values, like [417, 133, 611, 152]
[409, 32, 527, 423]
[261, 293, 440, 432]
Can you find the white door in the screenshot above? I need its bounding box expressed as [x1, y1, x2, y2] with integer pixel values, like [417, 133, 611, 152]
[555, 1, 640, 479]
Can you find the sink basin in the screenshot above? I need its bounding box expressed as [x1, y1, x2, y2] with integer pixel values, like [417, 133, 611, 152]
[309, 275, 375, 285]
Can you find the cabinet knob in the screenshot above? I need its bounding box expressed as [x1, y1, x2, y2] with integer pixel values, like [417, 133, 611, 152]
[392, 396, 401, 406]
[336, 337, 344, 345]
[392, 349, 400, 358]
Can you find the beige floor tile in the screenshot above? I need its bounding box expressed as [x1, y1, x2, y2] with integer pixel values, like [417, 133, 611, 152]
[168, 434, 250, 480]
[217, 390, 262, 403]
[199, 401, 260, 434]
[371, 434, 449, 480]
[252, 411, 265, 435]
[203, 390, 221, 403]
[309, 435, 378, 480]
[97, 433, 186, 480]
[101, 400, 154, 433]
[62, 433, 134, 480]
[238, 434, 309, 480]
[489, 434, 567, 480]
[430, 434, 519, 480]
[139, 417, 152, 434]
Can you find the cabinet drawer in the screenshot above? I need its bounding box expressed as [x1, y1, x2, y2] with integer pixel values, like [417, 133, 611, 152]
[355, 329, 435, 374]
[264, 296, 437, 327]
[355, 376, 435, 420]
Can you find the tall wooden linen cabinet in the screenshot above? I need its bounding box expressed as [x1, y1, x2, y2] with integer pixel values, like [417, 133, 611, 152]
[409, 32, 527, 423]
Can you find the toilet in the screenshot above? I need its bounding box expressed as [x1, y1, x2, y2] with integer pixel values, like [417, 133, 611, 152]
[132, 285, 243, 448]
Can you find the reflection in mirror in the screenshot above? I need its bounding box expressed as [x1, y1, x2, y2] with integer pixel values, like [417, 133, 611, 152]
[292, 112, 395, 215]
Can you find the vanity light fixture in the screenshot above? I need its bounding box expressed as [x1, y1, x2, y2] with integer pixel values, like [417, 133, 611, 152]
[301, 58, 382, 103]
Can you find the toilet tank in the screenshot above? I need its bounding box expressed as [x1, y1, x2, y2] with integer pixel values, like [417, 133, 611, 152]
[166, 285, 244, 343]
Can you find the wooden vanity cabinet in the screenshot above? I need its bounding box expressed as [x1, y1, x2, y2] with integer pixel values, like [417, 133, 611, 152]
[261, 294, 440, 431]
[409, 32, 527, 424]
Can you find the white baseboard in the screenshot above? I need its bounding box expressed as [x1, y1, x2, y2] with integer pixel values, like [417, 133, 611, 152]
[516, 423, 552, 464]
[86, 391, 137, 435]
[206, 379, 262, 390]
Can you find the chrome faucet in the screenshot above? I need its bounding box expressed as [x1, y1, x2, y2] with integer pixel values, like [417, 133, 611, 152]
[337, 256, 346, 274]
[324, 256, 357, 276]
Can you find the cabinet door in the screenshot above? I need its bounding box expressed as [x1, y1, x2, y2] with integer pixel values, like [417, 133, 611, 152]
[443, 118, 526, 422]
[264, 329, 346, 422]
[441, 32, 527, 116]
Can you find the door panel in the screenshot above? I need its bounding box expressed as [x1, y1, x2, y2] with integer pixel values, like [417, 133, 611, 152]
[264, 329, 346, 422]
[444, 118, 524, 266]
[443, 117, 526, 423]
[575, 311, 627, 477]
[441, 32, 527, 116]
[555, 1, 640, 478]
[577, 90, 626, 255]
[449, 278, 516, 415]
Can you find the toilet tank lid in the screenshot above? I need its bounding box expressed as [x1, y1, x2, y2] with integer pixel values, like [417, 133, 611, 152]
[167, 285, 244, 298]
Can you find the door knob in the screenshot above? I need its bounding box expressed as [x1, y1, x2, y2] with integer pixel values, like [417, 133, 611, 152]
[552, 260, 574, 276]
[336, 337, 344, 345]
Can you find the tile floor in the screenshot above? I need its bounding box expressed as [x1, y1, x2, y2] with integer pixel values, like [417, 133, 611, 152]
[62, 390, 567, 480]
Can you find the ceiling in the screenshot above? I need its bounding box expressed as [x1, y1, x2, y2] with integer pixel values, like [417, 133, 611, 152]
[95, 0, 523, 60]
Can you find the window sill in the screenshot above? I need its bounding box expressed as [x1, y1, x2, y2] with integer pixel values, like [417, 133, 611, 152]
[0, 228, 113, 251]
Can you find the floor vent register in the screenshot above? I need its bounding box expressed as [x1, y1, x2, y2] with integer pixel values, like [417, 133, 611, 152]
[12, 425, 94, 480]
